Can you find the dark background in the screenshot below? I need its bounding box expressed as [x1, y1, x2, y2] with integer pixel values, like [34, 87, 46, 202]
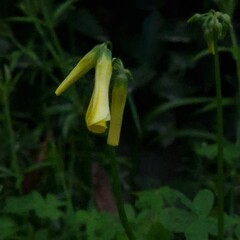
[0, 0, 239, 201]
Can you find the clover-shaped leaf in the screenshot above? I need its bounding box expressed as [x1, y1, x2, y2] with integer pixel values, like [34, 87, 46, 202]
[193, 189, 214, 217]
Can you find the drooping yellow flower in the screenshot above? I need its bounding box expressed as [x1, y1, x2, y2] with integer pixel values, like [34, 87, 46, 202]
[55, 42, 112, 134]
[86, 47, 112, 133]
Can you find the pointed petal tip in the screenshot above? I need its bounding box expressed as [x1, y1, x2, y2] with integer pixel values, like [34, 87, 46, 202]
[55, 88, 61, 96]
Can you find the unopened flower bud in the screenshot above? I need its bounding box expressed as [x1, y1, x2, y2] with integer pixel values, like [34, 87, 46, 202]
[107, 59, 131, 146]
[188, 10, 232, 55]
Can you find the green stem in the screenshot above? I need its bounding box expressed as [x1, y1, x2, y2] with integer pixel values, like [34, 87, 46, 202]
[108, 146, 136, 240]
[2, 91, 21, 189]
[228, 186, 235, 238]
[229, 27, 240, 146]
[213, 37, 224, 240]
[55, 141, 73, 214]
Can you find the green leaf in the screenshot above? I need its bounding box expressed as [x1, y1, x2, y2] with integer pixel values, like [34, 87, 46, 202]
[192, 47, 232, 62]
[148, 221, 173, 240]
[144, 97, 213, 128]
[76, 209, 121, 240]
[0, 217, 16, 239]
[195, 142, 217, 160]
[3, 191, 64, 220]
[206, 217, 217, 235]
[24, 162, 52, 172]
[6, 16, 44, 25]
[196, 98, 234, 113]
[161, 187, 194, 211]
[46, 103, 73, 115]
[235, 223, 240, 240]
[3, 194, 36, 214]
[135, 211, 153, 237]
[33, 229, 49, 240]
[185, 216, 217, 240]
[185, 218, 209, 240]
[32, 192, 64, 220]
[174, 128, 216, 141]
[75, 210, 90, 224]
[53, 0, 76, 23]
[223, 143, 240, 164]
[193, 189, 214, 217]
[62, 113, 77, 137]
[195, 142, 240, 164]
[124, 204, 136, 221]
[135, 189, 164, 213]
[159, 207, 195, 232]
[0, 166, 15, 177]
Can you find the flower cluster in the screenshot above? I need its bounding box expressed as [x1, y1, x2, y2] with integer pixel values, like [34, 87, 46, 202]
[188, 10, 232, 54]
[55, 42, 130, 146]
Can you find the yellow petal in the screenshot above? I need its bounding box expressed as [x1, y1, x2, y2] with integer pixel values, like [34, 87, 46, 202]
[85, 47, 112, 134]
[107, 77, 128, 146]
[55, 45, 99, 96]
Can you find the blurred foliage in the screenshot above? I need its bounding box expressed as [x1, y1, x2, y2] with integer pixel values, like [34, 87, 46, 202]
[0, 0, 240, 239]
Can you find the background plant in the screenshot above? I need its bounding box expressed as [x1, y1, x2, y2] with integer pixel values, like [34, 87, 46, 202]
[0, 0, 240, 239]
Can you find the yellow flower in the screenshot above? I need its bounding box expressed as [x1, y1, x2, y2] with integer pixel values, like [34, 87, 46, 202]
[55, 42, 112, 134]
[86, 47, 112, 133]
[55, 45, 99, 96]
[107, 60, 129, 146]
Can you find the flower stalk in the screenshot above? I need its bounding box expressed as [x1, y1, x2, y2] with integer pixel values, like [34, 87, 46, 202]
[188, 10, 232, 240]
[107, 59, 136, 239]
[108, 146, 136, 240]
[213, 35, 224, 240]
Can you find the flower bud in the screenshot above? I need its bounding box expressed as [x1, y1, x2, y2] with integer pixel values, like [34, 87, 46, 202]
[204, 28, 215, 54]
[188, 10, 232, 55]
[187, 13, 202, 24]
[107, 59, 131, 146]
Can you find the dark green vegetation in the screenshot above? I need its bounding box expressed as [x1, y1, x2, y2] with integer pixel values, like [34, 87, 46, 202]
[0, 0, 240, 239]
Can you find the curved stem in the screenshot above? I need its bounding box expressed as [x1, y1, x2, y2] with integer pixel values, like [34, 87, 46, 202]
[213, 37, 224, 240]
[108, 146, 136, 240]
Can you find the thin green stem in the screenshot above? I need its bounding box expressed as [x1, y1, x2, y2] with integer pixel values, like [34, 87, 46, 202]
[2, 91, 22, 189]
[108, 146, 136, 240]
[213, 37, 224, 240]
[228, 186, 235, 238]
[229, 27, 240, 146]
[39, 0, 65, 63]
[54, 141, 73, 214]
